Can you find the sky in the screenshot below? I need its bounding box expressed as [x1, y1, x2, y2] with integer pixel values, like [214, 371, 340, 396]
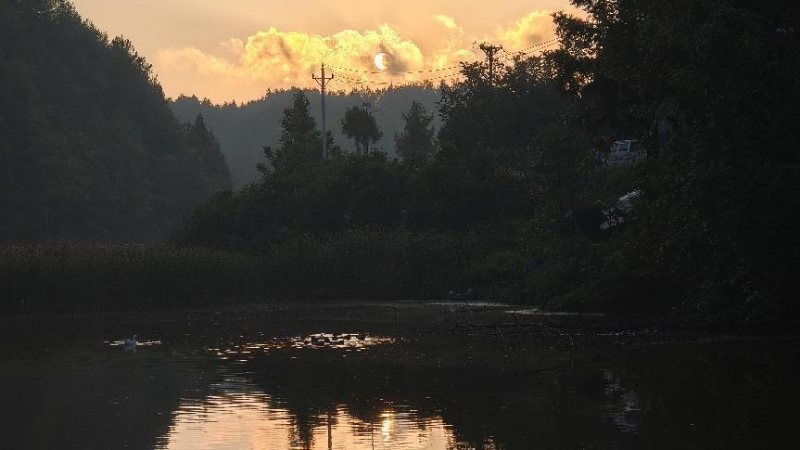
[70, 0, 580, 103]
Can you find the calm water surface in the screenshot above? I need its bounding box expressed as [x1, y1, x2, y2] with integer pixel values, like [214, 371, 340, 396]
[0, 305, 797, 450]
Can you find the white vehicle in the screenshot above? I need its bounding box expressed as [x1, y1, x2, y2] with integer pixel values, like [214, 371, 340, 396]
[607, 140, 646, 167]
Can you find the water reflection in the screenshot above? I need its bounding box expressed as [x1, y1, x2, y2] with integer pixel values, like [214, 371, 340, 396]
[162, 375, 458, 450]
[210, 332, 395, 362]
[1, 309, 798, 450]
[603, 369, 643, 434]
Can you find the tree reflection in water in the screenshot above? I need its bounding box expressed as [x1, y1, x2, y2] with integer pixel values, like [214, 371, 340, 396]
[0, 310, 797, 450]
[164, 376, 457, 450]
[157, 340, 800, 450]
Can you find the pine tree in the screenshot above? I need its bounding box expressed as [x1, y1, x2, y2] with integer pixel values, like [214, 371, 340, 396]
[394, 101, 435, 164]
[261, 91, 328, 173]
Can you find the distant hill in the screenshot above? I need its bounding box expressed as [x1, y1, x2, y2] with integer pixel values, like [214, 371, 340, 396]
[0, 0, 230, 242]
[170, 86, 442, 188]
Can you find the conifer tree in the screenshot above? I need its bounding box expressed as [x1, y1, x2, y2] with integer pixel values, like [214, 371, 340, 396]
[394, 101, 435, 164]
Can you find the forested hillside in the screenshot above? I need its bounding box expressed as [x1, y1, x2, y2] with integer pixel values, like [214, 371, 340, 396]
[2, 0, 797, 321]
[175, 0, 800, 321]
[0, 0, 230, 242]
[170, 86, 441, 188]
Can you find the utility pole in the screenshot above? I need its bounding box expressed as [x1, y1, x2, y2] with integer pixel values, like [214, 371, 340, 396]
[479, 42, 503, 83]
[312, 63, 334, 159]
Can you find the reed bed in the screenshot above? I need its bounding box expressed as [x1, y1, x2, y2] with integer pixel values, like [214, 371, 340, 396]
[0, 244, 266, 313]
[0, 229, 492, 313]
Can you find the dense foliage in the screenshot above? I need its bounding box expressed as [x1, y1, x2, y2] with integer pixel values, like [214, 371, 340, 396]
[3, 0, 797, 321]
[546, 0, 800, 319]
[176, 1, 799, 321]
[0, 0, 230, 242]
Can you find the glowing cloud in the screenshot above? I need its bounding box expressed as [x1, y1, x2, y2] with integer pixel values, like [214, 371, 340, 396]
[434, 14, 463, 33]
[153, 9, 574, 102]
[496, 10, 557, 49]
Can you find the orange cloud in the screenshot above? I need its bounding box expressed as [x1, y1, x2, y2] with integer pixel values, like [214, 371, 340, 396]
[497, 10, 558, 50]
[433, 14, 463, 33]
[153, 9, 573, 102]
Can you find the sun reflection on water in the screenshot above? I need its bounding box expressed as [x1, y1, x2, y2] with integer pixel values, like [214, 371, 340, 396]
[209, 333, 396, 362]
[160, 377, 458, 450]
[381, 411, 395, 442]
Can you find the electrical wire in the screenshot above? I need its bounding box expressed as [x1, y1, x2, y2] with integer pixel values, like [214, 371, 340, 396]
[497, 38, 560, 62]
[334, 72, 463, 86]
[328, 63, 465, 75]
[321, 38, 560, 88]
[326, 38, 559, 76]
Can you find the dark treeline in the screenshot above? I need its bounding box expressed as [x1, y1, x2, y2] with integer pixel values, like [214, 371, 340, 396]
[2, 0, 798, 321]
[170, 85, 442, 188]
[0, 0, 230, 242]
[175, 0, 800, 322]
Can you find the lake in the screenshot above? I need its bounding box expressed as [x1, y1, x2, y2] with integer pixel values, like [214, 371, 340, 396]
[0, 301, 797, 449]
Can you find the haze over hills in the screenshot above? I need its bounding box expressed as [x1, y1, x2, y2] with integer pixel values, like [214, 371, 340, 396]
[170, 86, 443, 188]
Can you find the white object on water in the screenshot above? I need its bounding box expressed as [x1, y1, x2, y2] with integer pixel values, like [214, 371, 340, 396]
[123, 335, 138, 348]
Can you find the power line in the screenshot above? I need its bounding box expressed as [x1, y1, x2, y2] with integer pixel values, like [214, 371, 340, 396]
[334, 72, 462, 86]
[336, 72, 463, 82]
[320, 38, 560, 90]
[328, 63, 465, 75]
[515, 37, 560, 54]
[324, 39, 559, 76]
[498, 38, 560, 62]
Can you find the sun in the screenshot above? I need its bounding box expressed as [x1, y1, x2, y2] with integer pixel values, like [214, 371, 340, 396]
[374, 52, 391, 71]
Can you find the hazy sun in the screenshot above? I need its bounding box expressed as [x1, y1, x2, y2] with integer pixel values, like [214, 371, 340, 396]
[374, 52, 391, 71]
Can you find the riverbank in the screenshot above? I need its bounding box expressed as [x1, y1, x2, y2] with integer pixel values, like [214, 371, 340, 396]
[4, 242, 793, 331]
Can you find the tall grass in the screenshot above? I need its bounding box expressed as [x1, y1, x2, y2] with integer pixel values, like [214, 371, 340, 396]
[0, 244, 267, 314]
[0, 229, 495, 314]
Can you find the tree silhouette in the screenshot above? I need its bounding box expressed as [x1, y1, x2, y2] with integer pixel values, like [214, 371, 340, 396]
[394, 100, 435, 165]
[280, 91, 318, 148]
[341, 106, 382, 154]
[185, 113, 231, 193]
[261, 91, 326, 172]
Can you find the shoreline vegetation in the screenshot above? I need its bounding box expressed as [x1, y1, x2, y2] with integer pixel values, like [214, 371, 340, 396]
[0, 244, 261, 314]
[2, 1, 798, 327]
[0, 230, 492, 315]
[0, 233, 790, 330]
